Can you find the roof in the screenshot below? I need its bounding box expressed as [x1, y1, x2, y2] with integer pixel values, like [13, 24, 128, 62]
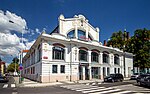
[50, 25, 59, 35]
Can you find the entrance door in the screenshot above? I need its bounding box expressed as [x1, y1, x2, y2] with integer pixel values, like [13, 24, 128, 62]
[85, 66, 89, 80]
[92, 67, 99, 79]
[79, 66, 83, 80]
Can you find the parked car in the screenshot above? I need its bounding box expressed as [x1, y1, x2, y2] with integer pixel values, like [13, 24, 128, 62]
[0, 75, 9, 83]
[104, 74, 124, 82]
[130, 73, 139, 80]
[137, 74, 150, 87]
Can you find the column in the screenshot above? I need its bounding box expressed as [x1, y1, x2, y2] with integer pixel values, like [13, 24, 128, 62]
[82, 66, 85, 80]
[86, 27, 88, 39]
[100, 53, 103, 64]
[49, 45, 53, 61]
[89, 66, 92, 80]
[88, 51, 91, 63]
[75, 20, 78, 39]
[100, 67, 103, 79]
[109, 54, 112, 65]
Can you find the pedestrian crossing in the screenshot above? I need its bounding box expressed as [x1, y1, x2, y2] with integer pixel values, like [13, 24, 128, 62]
[85, 82, 103, 86]
[60, 84, 144, 94]
[1, 84, 16, 88]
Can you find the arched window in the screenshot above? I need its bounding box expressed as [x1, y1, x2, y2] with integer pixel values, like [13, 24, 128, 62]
[103, 52, 109, 63]
[78, 30, 86, 40]
[91, 52, 99, 62]
[67, 29, 93, 41]
[79, 50, 88, 61]
[52, 46, 65, 60]
[114, 54, 119, 65]
[67, 30, 75, 38]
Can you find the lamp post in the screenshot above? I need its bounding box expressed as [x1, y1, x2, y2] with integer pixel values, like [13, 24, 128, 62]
[123, 45, 126, 78]
[14, 57, 16, 75]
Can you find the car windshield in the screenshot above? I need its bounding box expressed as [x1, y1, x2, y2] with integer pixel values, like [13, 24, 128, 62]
[134, 73, 139, 75]
[109, 74, 115, 77]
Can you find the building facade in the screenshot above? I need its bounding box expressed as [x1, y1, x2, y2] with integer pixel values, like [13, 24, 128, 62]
[22, 14, 133, 83]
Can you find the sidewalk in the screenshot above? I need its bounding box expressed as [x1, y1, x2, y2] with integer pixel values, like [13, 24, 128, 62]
[14, 77, 63, 87]
[14, 77, 130, 87]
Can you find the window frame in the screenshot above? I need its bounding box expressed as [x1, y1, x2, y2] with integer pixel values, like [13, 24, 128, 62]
[91, 52, 99, 63]
[103, 52, 109, 63]
[79, 50, 88, 61]
[52, 46, 65, 60]
[60, 65, 65, 73]
[52, 65, 58, 73]
[114, 54, 120, 65]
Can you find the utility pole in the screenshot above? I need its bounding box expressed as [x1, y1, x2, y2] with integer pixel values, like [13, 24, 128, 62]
[123, 29, 127, 78]
[15, 57, 16, 75]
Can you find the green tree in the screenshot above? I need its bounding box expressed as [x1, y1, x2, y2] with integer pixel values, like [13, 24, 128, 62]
[126, 28, 150, 69]
[7, 57, 19, 72]
[107, 28, 150, 70]
[107, 30, 127, 49]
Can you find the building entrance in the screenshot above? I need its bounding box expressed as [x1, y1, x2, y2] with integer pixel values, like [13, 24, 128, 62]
[92, 67, 99, 79]
[79, 63, 89, 80]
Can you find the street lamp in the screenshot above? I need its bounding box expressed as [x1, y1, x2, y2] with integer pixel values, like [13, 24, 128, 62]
[123, 45, 126, 78]
[14, 57, 16, 74]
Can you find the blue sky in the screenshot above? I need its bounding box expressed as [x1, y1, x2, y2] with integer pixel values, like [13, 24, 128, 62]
[0, 0, 150, 64]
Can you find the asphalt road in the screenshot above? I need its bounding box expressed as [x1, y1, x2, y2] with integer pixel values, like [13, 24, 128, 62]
[1, 79, 150, 94]
[17, 80, 150, 94]
[0, 76, 17, 94]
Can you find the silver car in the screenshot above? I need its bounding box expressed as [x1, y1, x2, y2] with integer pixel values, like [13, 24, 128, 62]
[130, 73, 139, 80]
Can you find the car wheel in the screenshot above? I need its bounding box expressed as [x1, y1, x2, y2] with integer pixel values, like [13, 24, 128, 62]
[120, 79, 123, 82]
[112, 79, 115, 83]
[137, 81, 141, 86]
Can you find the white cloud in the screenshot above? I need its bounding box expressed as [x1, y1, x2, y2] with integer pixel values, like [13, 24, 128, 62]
[20, 37, 28, 42]
[35, 28, 41, 34]
[0, 10, 29, 57]
[0, 32, 20, 46]
[0, 10, 27, 34]
[0, 10, 36, 58]
[25, 40, 35, 49]
[0, 46, 19, 56]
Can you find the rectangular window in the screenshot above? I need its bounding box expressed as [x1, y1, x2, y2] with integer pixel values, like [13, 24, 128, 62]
[37, 45, 41, 62]
[118, 68, 120, 73]
[52, 65, 57, 73]
[103, 67, 106, 77]
[114, 68, 117, 74]
[60, 65, 65, 73]
[107, 67, 110, 76]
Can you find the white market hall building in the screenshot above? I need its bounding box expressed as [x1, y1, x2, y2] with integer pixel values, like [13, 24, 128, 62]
[22, 14, 133, 83]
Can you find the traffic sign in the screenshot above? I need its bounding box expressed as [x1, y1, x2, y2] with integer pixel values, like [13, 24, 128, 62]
[19, 63, 23, 66]
[19, 66, 23, 70]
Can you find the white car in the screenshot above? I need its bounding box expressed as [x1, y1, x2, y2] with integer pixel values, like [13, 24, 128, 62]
[130, 73, 139, 80]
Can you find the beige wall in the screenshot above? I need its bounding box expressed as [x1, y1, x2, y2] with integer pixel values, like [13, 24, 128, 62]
[41, 75, 78, 83]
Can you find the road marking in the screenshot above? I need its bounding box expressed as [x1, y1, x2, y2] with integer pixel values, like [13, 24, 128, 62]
[89, 89, 121, 94]
[11, 84, 16, 87]
[111, 90, 132, 94]
[3, 84, 8, 88]
[92, 83, 96, 85]
[98, 82, 102, 84]
[76, 87, 105, 91]
[12, 92, 17, 94]
[82, 87, 113, 93]
[70, 86, 98, 90]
